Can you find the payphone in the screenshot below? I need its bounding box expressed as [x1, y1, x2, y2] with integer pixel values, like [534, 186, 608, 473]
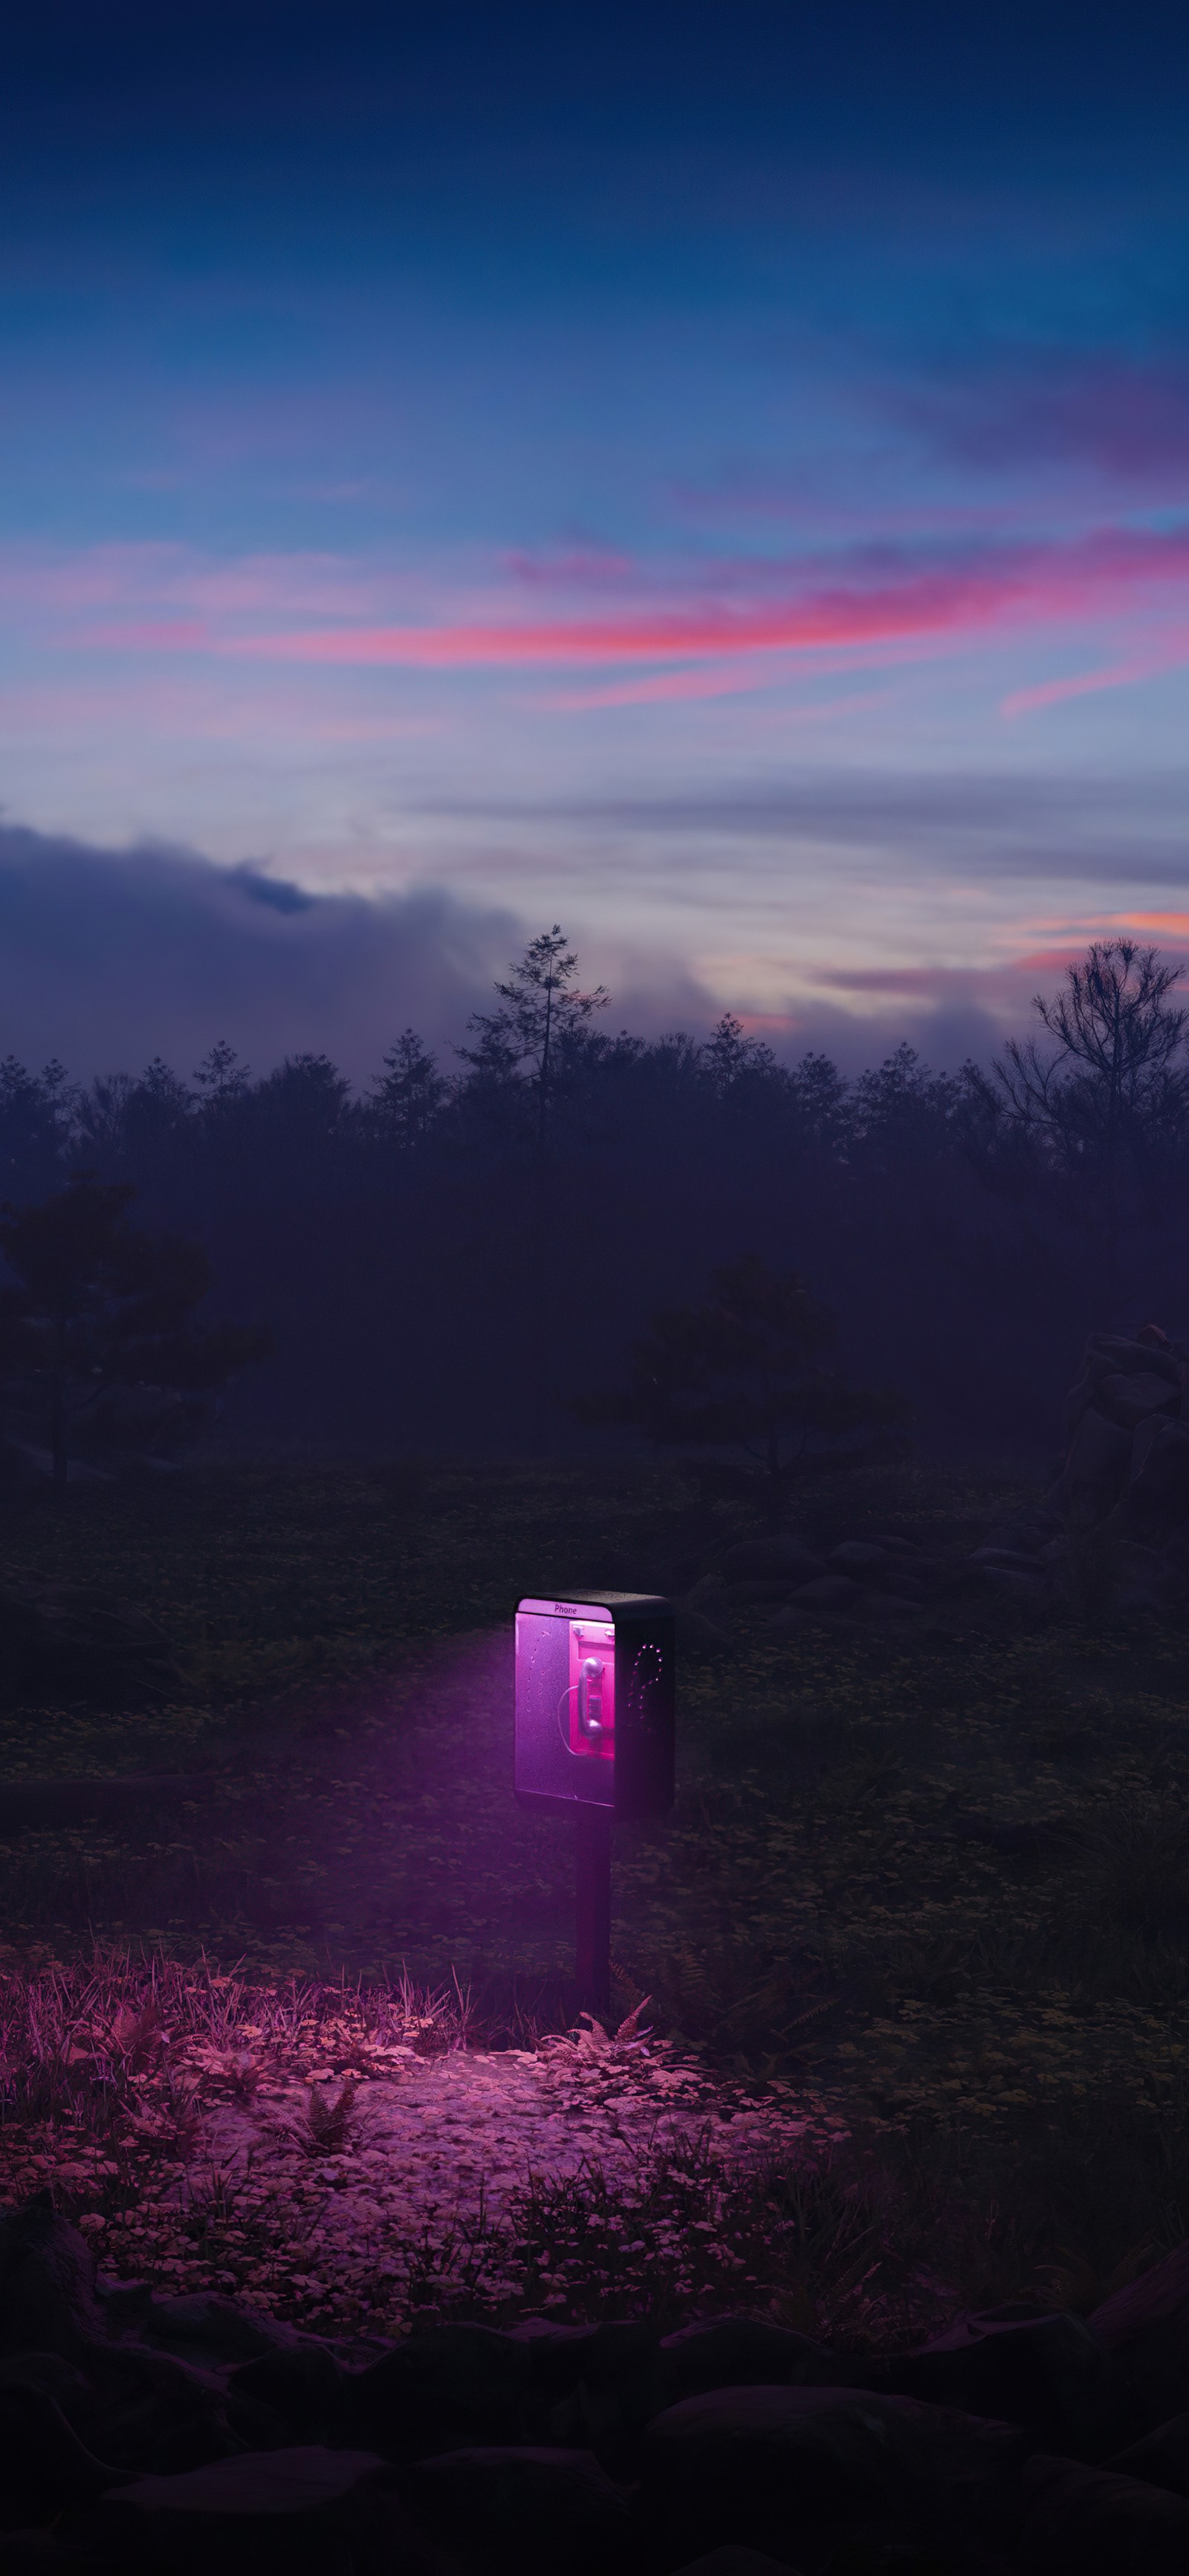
[514, 1592, 675, 1820]
[514, 1591, 675, 2013]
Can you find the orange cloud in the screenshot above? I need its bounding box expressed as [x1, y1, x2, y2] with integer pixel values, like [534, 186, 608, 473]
[1109, 912, 1189, 938]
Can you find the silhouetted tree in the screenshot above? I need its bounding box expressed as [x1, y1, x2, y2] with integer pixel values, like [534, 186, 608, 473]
[965, 939, 1189, 1283]
[0, 1177, 270, 1499]
[582, 1253, 908, 1521]
[0, 1057, 74, 1197]
[456, 925, 608, 1155]
[370, 1030, 450, 1149]
[194, 1041, 251, 1103]
[79, 1060, 195, 1169]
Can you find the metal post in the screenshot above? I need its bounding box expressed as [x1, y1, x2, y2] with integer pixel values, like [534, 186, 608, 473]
[574, 1803, 612, 2016]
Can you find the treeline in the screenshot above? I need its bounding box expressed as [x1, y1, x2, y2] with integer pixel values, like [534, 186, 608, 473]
[1, 935, 1185, 1454]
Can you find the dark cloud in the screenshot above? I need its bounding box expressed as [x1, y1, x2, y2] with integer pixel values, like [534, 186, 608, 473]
[0, 823, 725, 1086]
[0, 825, 522, 1084]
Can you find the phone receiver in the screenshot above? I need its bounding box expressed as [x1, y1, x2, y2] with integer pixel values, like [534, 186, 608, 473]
[577, 1655, 605, 1737]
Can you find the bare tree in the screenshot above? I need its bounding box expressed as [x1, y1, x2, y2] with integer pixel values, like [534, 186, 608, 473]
[968, 940, 1189, 1285]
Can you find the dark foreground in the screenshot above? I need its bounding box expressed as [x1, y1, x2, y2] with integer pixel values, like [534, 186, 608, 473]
[4, 1453, 1189, 2563]
[4, 2186, 1189, 2573]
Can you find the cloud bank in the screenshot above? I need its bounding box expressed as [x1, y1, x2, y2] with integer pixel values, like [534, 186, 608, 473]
[1, 819, 1183, 1092]
[0, 827, 525, 1084]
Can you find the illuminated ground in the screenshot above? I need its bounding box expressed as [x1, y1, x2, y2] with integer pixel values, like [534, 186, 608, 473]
[0, 1956, 850, 2341]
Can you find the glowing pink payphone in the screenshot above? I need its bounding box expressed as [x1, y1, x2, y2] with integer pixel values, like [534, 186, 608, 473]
[514, 1591, 675, 2011]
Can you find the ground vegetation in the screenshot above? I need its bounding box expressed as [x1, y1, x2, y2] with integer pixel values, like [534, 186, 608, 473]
[0, 1452, 1187, 2349]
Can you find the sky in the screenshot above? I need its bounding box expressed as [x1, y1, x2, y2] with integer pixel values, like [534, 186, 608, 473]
[1, 0, 1189, 1078]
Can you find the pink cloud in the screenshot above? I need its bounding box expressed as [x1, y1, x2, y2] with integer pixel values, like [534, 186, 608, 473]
[83, 620, 213, 652]
[210, 520, 1189, 672]
[538, 663, 768, 710]
[7, 517, 1189, 691]
[1001, 629, 1189, 716]
[0, 543, 378, 623]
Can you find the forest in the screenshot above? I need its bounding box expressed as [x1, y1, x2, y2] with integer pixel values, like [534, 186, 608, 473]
[0, 932, 1184, 1461]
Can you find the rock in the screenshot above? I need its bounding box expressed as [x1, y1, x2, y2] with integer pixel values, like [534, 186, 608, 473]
[1109, 2409, 1189, 2497]
[1020, 2450, 1189, 2572]
[345, 2323, 531, 2456]
[1125, 1418, 1189, 1525]
[827, 1542, 889, 1573]
[787, 1576, 864, 1615]
[720, 1539, 826, 1585]
[945, 1564, 1046, 1603]
[409, 2444, 631, 2570]
[983, 1512, 1061, 1553]
[136, 2295, 305, 2369]
[1097, 1370, 1181, 1431]
[1105, 1540, 1167, 1611]
[0, 2197, 101, 2362]
[94, 2279, 156, 2331]
[227, 2347, 347, 2443]
[1047, 1406, 1132, 1524]
[508, 2319, 657, 2396]
[0, 2541, 94, 2573]
[82, 2445, 395, 2576]
[101, 2444, 385, 2513]
[0, 1444, 113, 1490]
[1081, 1333, 1183, 1389]
[871, 2307, 1112, 2450]
[1129, 1408, 1171, 1482]
[1088, 2239, 1189, 2431]
[76, 2343, 271, 2475]
[516, 2323, 662, 2456]
[872, 1573, 929, 1599]
[815, 2537, 1001, 2573]
[0, 2382, 120, 2529]
[658, 2319, 846, 2406]
[0, 2352, 93, 2410]
[676, 1609, 733, 1658]
[671, 2554, 803, 2576]
[638, 2387, 1027, 2567]
[1051, 1331, 1189, 1564]
[727, 1579, 816, 1606]
[508, 2318, 661, 2451]
[968, 1548, 1044, 1574]
[854, 1593, 923, 1623]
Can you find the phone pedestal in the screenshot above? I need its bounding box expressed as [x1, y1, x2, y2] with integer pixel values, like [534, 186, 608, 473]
[574, 1805, 612, 2015]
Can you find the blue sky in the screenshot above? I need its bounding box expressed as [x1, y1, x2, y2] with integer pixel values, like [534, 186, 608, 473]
[1, 1, 1188, 1074]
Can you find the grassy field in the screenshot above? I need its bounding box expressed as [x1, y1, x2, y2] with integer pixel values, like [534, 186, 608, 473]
[2, 1449, 1189, 2322]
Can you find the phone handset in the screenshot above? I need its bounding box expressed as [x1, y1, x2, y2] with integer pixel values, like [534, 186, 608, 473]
[577, 1655, 606, 1739]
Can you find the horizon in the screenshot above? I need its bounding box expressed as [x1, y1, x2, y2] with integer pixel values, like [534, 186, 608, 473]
[2, 2, 1188, 1068]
